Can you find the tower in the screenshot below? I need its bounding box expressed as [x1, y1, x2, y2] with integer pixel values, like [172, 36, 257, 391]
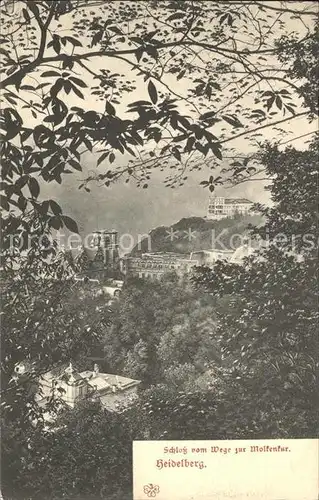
[92, 229, 121, 280]
[58, 362, 88, 406]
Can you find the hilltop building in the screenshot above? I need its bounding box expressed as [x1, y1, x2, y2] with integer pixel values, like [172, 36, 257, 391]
[207, 197, 255, 220]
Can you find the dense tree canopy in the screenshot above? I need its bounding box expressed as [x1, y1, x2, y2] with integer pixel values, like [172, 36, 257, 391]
[104, 274, 221, 386]
[192, 137, 319, 437]
[2, 399, 137, 500]
[1, 240, 111, 430]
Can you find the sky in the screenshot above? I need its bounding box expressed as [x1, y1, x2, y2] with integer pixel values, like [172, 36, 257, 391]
[42, 157, 271, 241]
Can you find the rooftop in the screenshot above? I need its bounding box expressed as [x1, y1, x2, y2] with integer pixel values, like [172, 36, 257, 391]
[192, 249, 234, 255]
[209, 197, 253, 204]
[127, 252, 195, 261]
[42, 362, 85, 385]
[80, 370, 140, 392]
[224, 198, 253, 204]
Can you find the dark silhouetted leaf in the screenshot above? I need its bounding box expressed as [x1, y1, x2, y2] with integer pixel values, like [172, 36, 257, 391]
[222, 115, 243, 128]
[62, 216, 79, 233]
[68, 159, 82, 171]
[28, 177, 40, 198]
[22, 8, 31, 23]
[211, 144, 223, 160]
[68, 76, 87, 88]
[167, 12, 185, 21]
[64, 36, 82, 47]
[148, 80, 158, 105]
[49, 216, 63, 230]
[97, 152, 109, 166]
[49, 200, 62, 215]
[41, 71, 61, 78]
[105, 101, 116, 115]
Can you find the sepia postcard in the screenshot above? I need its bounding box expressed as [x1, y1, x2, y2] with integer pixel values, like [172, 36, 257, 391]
[0, 1, 318, 499]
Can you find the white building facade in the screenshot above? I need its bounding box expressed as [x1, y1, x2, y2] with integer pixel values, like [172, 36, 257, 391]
[37, 362, 141, 412]
[207, 197, 255, 220]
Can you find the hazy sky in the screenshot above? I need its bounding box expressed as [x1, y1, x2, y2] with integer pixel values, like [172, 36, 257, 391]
[42, 156, 272, 240]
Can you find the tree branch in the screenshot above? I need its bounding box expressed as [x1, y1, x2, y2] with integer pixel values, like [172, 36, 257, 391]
[220, 111, 309, 145]
[28, 2, 55, 63]
[0, 38, 277, 89]
[253, 1, 318, 17]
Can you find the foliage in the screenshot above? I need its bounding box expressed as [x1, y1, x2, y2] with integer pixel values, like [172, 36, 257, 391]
[104, 274, 221, 385]
[276, 20, 319, 116]
[2, 400, 138, 500]
[1, 240, 111, 434]
[250, 138, 318, 255]
[192, 138, 319, 437]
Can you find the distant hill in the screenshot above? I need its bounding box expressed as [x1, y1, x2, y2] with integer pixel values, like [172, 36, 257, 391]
[131, 214, 264, 254]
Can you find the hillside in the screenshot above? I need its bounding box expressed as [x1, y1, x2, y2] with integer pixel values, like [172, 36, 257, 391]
[131, 214, 264, 254]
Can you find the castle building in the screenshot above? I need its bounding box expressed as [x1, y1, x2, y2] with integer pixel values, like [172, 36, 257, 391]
[207, 197, 255, 220]
[122, 252, 199, 280]
[67, 229, 124, 291]
[230, 241, 256, 263]
[190, 249, 234, 265]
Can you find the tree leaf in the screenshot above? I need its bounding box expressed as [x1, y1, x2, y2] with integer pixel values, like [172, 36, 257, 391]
[49, 199, 62, 215]
[199, 111, 216, 121]
[68, 159, 82, 171]
[177, 70, 186, 81]
[91, 30, 103, 47]
[210, 144, 223, 160]
[62, 216, 79, 233]
[28, 177, 40, 198]
[97, 152, 109, 166]
[148, 80, 158, 105]
[68, 76, 87, 88]
[108, 26, 122, 35]
[22, 8, 31, 23]
[70, 83, 84, 99]
[275, 95, 283, 110]
[64, 36, 82, 47]
[41, 71, 61, 78]
[52, 37, 61, 54]
[222, 115, 243, 128]
[0, 195, 10, 211]
[167, 12, 185, 21]
[105, 101, 116, 116]
[17, 196, 27, 211]
[135, 47, 144, 62]
[49, 215, 63, 230]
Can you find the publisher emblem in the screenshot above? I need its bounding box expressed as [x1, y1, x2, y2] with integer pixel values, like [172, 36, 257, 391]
[143, 483, 160, 497]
